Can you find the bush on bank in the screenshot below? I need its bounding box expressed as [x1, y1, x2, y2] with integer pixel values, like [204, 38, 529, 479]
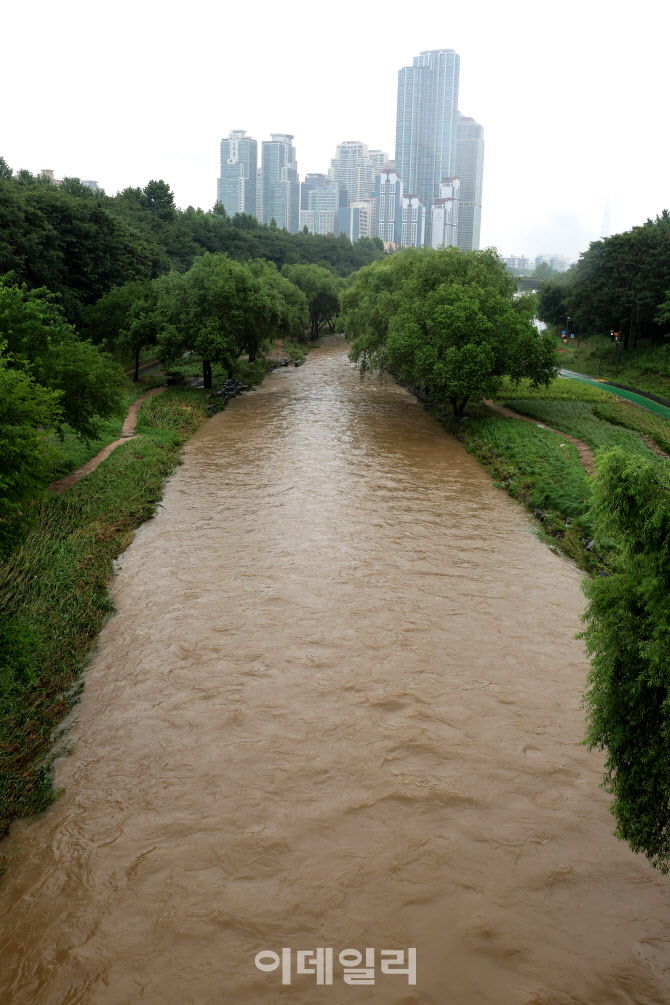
[580, 448, 670, 873]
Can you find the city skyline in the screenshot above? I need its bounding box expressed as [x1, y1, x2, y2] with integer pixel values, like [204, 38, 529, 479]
[4, 0, 668, 261]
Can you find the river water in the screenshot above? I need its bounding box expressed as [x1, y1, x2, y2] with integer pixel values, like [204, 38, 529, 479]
[1, 337, 668, 1004]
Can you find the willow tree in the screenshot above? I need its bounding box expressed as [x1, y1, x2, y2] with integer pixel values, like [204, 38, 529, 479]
[342, 247, 557, 418]
[581, 448, 670, 872]
[155, 254, 251, 387]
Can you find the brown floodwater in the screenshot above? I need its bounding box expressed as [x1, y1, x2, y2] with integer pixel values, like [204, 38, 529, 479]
[1, 336, 669, 1004]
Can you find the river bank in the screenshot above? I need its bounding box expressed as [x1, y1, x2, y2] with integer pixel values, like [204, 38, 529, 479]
[0, 346, 313, 852]
[0, 388, 209, 846]
[432, 378, 670, 572]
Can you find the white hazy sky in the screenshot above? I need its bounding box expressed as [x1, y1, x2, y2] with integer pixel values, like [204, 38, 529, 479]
[3, 0, 669, 261]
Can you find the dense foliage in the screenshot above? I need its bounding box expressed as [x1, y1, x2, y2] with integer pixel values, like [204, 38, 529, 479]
[0, 279, 122, 438]
[0, 163, 384, 328]
[153, 253, 309, 386]
[580, 448, 670, 872]
[343, 247, 557, 416]
[538, 211, 670, 350]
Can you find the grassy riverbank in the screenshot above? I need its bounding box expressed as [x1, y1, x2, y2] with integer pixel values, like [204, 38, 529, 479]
[0, 388, 208, 847]
[444, 377, 670, 570]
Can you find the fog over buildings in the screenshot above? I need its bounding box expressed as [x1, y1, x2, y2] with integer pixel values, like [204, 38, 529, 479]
[4, 0, 668, 261]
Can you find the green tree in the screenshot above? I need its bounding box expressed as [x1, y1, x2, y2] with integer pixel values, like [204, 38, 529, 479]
[156, 254, 251, 387]
[248, 260, 309, 346]
[580, 447, 670, 872]
[0, 279, 123, 438]
[0, 157, 12, 181]
[82, 280, 152, 348]
[142, 179, 176, 222]
[118, 283, 159, 380]
[0, 346, 63, 553]
[532, 262, 557, 281]
[59, 177, 97, 199]
[282, 263, 340, 339]
[343, 247, 557, 417]
[537, 274, 572, 329]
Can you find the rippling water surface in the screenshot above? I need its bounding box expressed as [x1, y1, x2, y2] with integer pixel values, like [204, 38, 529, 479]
[1, 337, 669, 1004]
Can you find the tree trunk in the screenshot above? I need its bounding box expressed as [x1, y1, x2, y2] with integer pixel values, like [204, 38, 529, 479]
[451, 396, 459, 418]
[133, 347, 140, 381]
[203, 359, 212, 389]
[623, 313, 632, 350]
[458, 395, 470, 418]
[248, 347, 256, 362]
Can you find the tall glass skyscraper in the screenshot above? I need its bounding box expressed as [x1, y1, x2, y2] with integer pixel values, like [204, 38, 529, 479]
[217, 130, 257, 218]
[455, 113, 485, 251]
[395, 49, 460, 244]
[261, 134, 300, 233]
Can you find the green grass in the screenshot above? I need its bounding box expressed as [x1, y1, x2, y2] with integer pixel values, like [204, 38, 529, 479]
[41, 376, 166, 480]
[495, 375, 612, 402]
[499, 399, 659, 458]
[445, 406, 596, 568]
[460, 412, 592, 518]
[554, 334, 670, 399]
[592, 400, 670, 455]
[282, 340, 309, 361]
[0, 388, 208, 845]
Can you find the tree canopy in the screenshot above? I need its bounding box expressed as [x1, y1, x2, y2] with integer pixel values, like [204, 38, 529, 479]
[0, 165, 384, 332]
[0, 346, 63, 553]
[581, 447, 670, 872]
[343, 247, 557, 417]
[537, 211, 670, 349]
[0, 279, 123, 439]
[151, 253, 309, 387]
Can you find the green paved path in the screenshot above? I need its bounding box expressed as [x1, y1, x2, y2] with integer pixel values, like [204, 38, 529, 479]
[559, 368, 670, 420]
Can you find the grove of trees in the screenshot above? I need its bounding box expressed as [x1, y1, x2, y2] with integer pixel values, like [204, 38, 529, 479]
[0, 159, 384, 330]
[537, 211, 670, 351]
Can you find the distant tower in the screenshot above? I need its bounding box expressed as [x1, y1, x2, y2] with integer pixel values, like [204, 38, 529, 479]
[328, 141, 376, 206]
[218, 130, 258, 217]
[261, 134, 300, 233]
[455, 112, 485, 251]
[395, 49, 460, 244]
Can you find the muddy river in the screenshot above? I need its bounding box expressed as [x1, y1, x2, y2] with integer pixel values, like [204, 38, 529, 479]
[1, 337, 668, 1003]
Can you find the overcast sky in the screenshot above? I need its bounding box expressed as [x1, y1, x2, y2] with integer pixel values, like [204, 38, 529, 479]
[3, 0, 668, 261]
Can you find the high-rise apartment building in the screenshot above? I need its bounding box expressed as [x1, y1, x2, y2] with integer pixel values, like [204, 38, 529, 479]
[430, 177, 460, 249]
[217, 130, 258, 218]
[375, 169, 403, 246]
[329, 140, 377, 206]
[395, 49, 460, 244]
[368, 149, 389, 172]
[454, 113, 484, 251]
[339, 203, 372, 243]
[400, 195, 426, 248]
[299, 174, 340, 235]
[256, 168, 263, 223]
[261, 134, 300, 233]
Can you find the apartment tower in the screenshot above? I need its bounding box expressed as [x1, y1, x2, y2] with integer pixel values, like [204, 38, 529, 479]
[261, 134, 300, 233]
[395, 49, 460, 244]
[217, 130, 258, 217]
[454, 113, 484, 251]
